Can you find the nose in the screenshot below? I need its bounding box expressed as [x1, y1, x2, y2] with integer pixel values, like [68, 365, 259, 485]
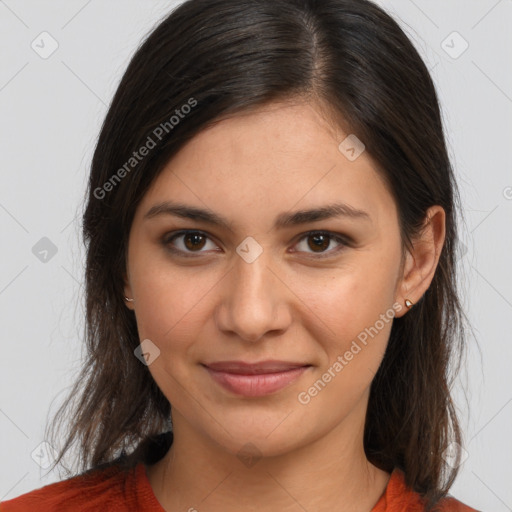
[214, 247, 292, 343]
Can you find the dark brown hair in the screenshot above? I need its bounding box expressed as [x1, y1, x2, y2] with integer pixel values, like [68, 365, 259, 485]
[45, 0, 468, 508]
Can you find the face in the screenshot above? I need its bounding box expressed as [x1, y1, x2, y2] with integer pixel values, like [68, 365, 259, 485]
[124, 100, 408, 458]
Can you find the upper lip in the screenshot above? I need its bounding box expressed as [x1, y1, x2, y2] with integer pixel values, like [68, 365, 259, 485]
[203, 360, 310, 375]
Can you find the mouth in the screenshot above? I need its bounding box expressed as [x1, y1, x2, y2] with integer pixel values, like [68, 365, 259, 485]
[202, 360, 312, 397]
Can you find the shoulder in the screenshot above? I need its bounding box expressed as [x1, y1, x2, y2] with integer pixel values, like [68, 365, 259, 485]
[0, 463, 140, 512]
[435, 496, 480, 511]
[374, 468, 479, 512]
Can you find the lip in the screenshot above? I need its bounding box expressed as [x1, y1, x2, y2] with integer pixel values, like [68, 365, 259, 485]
[203, 360, 311, 397]
[204, 360, 310, 374]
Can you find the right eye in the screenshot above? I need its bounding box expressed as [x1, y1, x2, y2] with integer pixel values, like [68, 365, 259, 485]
[162, 230, 220, 257]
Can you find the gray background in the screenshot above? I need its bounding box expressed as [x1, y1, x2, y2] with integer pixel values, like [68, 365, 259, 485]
[0, 1, 511, 510]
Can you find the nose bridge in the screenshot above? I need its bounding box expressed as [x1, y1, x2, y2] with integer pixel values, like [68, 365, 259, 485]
[215, 241, 290, 342]
[234, 246, 271, 301]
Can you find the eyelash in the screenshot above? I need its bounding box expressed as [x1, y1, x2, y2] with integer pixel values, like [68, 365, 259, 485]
[161, 230, 351, 259]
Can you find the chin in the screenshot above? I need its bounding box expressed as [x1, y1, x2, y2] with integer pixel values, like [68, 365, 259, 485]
[192, 409, 316, 460]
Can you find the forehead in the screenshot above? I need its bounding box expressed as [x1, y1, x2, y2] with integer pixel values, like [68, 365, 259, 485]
[137, 100, 396, 228]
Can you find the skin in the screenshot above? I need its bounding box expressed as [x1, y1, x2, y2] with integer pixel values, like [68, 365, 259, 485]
[123, 99, 445, 512]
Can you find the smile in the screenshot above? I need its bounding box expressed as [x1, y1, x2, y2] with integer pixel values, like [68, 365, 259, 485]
[202, 361, 312, 397]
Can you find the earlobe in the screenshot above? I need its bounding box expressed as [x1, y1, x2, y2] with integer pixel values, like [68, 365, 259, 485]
[123, 275, 135, 309]
[123, 291, 135, 309]
[394, 206, 446, 317]
[123, 293, 135, 309]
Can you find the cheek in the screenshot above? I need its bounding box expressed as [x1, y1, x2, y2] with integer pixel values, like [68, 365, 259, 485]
[295, 271, 396, 415]
[293, 256, 398, 345]
[129, 262, 229, 402]
[129, 264, 210, 401]
[130, 248, 220, 341]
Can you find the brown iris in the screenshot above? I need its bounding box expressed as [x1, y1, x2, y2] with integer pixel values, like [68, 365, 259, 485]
[307, 233, 330, 252]
[184, 232, 207, 251]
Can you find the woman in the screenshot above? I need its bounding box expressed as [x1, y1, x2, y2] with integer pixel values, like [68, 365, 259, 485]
[1, 0, 477, 510]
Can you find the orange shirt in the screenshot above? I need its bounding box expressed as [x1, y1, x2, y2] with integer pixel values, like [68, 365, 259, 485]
[0, 463, 478, 511]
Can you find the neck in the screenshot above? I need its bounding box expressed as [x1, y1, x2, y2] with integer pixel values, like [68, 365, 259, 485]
[146, 410, 391, 512]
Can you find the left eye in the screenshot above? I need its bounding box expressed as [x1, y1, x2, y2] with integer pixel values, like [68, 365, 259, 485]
[162, 230, 348, 257]
[293, 231, 348, 257]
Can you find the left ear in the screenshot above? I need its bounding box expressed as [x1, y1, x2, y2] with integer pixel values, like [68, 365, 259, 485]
[394, 205, 446, 318]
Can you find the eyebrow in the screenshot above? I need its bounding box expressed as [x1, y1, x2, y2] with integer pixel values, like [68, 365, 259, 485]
[143, 200, 371, 231]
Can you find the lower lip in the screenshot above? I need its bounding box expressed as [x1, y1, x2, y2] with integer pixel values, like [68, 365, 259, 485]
[204, 366, 310, 397]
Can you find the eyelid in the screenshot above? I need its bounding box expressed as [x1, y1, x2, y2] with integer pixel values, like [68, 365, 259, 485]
[161, 229, 351, 258]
